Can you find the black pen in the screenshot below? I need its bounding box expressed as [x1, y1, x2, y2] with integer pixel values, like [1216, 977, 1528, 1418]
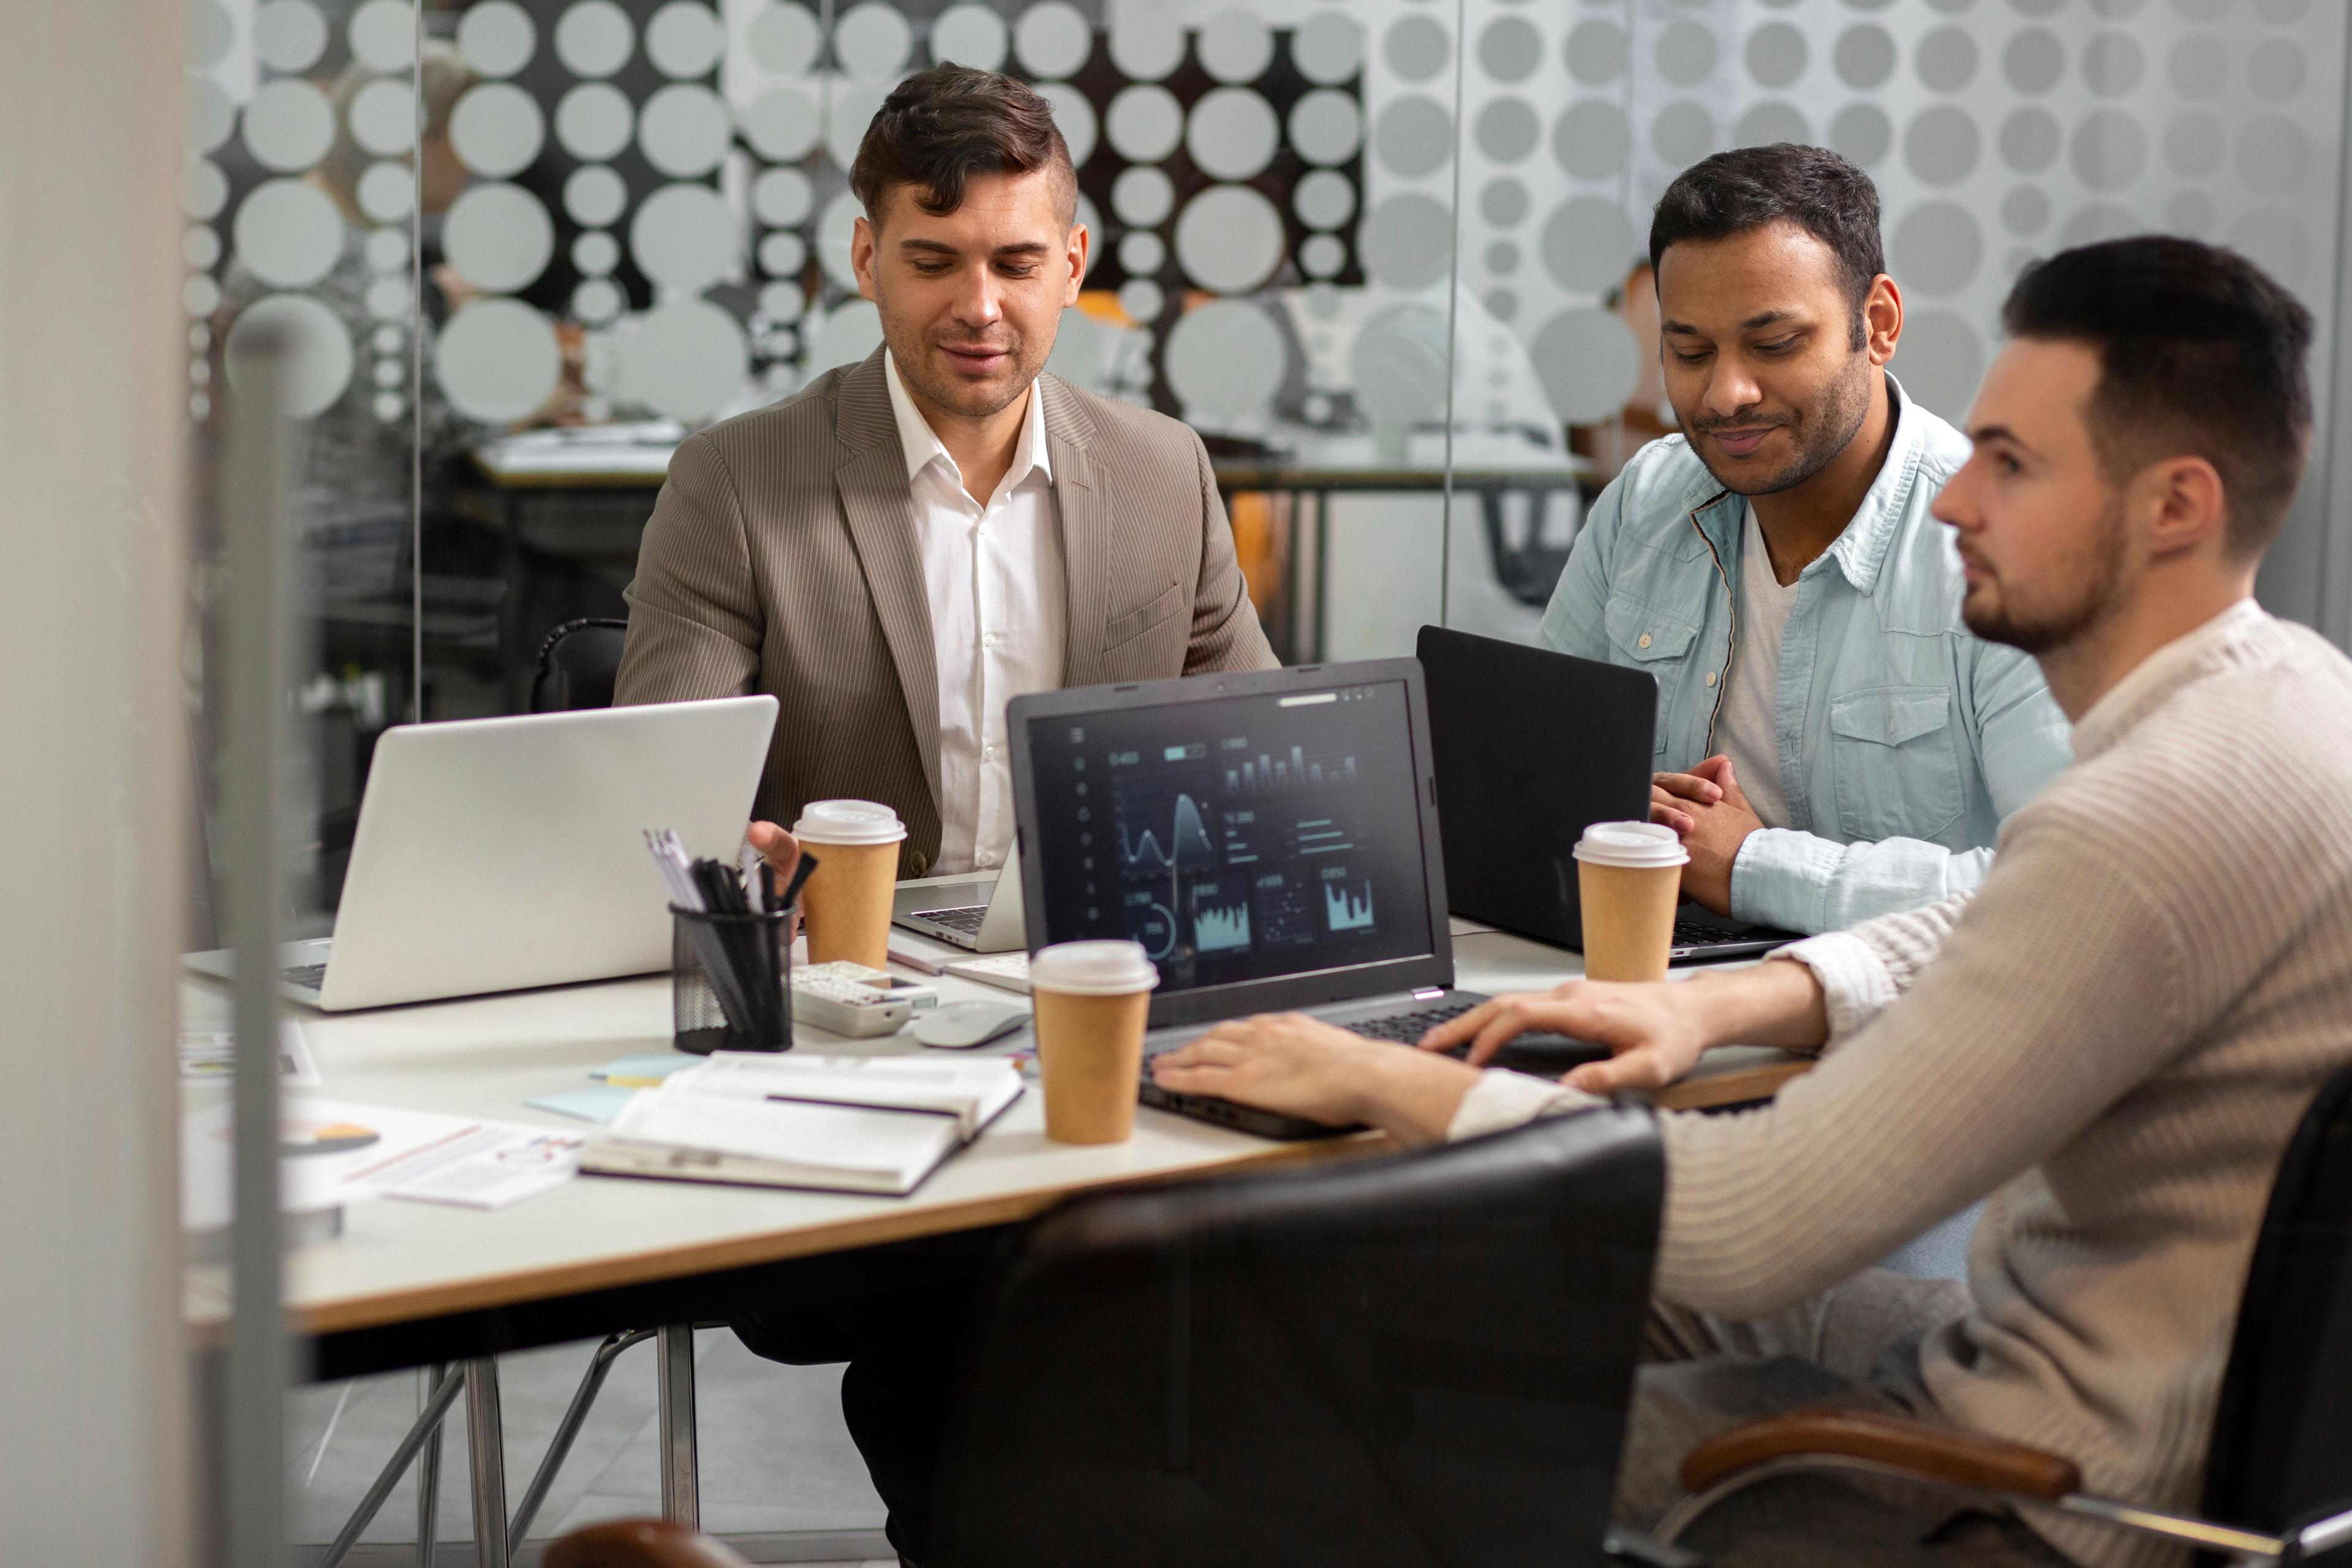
[779, 849, 821, 911]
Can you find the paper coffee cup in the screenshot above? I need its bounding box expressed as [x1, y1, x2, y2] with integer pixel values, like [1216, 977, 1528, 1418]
[1028, 941, 1159, 1145]
[1574, 821, 1689, 984]
[791, 800, 907, 969]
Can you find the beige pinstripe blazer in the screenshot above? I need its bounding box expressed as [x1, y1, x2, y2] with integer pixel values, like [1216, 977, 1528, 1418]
[615, 345, 1278, 876]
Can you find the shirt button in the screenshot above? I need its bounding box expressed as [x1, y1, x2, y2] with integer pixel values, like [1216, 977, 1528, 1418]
[982, 745, 996, 761]
[983, 632, 997, 648]
[1705, 670, 1717, 687]
[1638, 633, 1653, 649]
[977, 851, 994, 868]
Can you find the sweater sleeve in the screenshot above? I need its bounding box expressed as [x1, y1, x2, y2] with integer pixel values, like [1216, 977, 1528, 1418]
[1644, 811, 2195, 1317]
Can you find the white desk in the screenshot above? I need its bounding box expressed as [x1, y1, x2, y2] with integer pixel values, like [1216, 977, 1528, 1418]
[183, 926, 1803, 1563]
[182, 926, 1799, 1355]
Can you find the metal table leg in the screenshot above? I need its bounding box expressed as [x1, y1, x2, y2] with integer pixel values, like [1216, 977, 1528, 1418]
[315, 1364, 466, 1568]
[416, 1363, 447, 1567]
[657, 1323, 700, 1528]
[508, 1328, 655, 1544]
[465, 1357, 511, 1568]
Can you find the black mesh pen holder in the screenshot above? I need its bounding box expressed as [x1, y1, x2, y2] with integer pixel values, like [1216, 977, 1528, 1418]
[671, 905, 794, 1055]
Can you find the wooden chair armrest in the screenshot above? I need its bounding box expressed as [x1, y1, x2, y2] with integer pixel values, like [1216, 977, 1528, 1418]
[546, 1518, 752, 1568]
[1679, 1409, 2082, 1501]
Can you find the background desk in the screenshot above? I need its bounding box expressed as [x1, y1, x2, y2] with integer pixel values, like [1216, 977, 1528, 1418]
[464, 442, 1594, 688]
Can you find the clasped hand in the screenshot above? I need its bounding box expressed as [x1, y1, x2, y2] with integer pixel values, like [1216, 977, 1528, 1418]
[1650, 754, 1763, 915]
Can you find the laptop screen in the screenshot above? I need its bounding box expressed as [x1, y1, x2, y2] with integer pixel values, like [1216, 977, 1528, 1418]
[1018, 674, 1439, 999]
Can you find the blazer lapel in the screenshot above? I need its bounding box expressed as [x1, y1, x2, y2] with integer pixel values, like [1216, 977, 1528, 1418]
[832, 348, 943, 812]
[1044, 377, 1111, 687]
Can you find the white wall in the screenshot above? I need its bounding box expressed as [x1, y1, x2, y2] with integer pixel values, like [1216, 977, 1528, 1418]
[0, 0, 194, 1561]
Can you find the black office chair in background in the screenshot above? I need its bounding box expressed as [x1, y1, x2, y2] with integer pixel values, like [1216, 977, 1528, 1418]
[929, 1107, 1668, 1568]
[1660, 1060, 2352, 1566]
[531, 617, 630, 713]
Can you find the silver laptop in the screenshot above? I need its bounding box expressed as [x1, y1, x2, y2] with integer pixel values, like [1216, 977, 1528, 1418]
[891, 867, 1024, 952]
[186, 696, 778, 1011]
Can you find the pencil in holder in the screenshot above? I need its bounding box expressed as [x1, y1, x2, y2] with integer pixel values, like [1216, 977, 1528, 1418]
[671, 905, 794, 1055]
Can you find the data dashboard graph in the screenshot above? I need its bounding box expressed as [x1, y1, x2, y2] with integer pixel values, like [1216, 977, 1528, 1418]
[1057, 683, 1423, 990]
[1324, 879, 1374, 932]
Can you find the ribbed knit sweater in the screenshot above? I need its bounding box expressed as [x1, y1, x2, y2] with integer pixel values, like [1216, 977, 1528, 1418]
[1453, 601, 2352, 1567]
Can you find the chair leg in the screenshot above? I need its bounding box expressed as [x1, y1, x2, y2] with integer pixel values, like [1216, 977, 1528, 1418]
[416, 1363, 448, 1567]
[508, 1328, 655, 1544]
[657, 1323, 700, 1529]
[315, 1364, 467, 1568]
[464, 1357, 511, 1568]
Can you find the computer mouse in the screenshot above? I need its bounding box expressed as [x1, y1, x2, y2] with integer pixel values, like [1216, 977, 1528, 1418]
[909, 1000, 1031, 1049]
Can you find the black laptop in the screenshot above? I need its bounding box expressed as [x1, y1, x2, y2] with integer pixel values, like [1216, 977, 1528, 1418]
[1008, 658, 1605, 1140]
[1415, 625, 1802, 963]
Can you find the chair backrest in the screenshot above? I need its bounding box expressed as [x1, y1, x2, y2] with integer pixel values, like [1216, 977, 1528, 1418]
[531, 617, 630, 713]
[2199, 1060, 2352, 1534]
[935, 1107, 1664, 1568]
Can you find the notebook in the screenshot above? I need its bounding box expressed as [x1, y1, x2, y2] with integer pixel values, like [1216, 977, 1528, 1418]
[581, 1053, 1023, 1196]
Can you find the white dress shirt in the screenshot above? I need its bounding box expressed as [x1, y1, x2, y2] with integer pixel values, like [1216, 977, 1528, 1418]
[884, 350, 1066, 876]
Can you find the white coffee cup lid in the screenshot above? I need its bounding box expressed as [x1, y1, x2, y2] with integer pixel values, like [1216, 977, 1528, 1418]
[791, 799, 907, 846]
[1028, 940, 1160, 996]
[1572, 820, 1690, 869]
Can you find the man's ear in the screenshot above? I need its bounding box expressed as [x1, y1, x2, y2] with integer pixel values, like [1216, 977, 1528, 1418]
[850, 214, 880, 304]
[1864, 274, 1903, 367]
[1063, 221, 1089, 306]
[2140, 455, 2230, 560]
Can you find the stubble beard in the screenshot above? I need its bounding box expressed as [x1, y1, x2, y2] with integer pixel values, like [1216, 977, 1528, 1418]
[882, 315, 1047, 423]
[1962, 494, 2131, 656]
[1687, 348, 1876, 499]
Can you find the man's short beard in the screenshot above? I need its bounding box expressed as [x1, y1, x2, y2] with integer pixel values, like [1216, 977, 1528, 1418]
[1687, 347, 1876, 498]
[882, 318, 1042, 420]
[1962, 496, 2130, 656]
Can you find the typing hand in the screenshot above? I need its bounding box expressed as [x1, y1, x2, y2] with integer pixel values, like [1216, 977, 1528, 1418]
[1152, 1014, 1482, 1142]
[746, 821, 801, 882]
[1419, 980, 1710, 1095]
[1662, 755, 1761, 916]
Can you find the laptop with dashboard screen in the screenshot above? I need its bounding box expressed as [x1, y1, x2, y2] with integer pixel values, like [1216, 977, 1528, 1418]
[1008, 660, 1601, 1139]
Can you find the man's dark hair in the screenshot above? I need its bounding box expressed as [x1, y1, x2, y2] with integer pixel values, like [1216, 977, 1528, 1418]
[850, 64, 1075, 227]
[1648, 145, 1885, 344]
[2003, 236, 2314, 559]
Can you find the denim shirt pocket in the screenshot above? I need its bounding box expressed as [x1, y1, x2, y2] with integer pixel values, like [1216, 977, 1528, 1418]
[1604, 595, 1700, 754]
[1828, 685, 1966, 841]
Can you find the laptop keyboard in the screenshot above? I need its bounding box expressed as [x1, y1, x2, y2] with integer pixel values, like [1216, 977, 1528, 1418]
[1349, 1003, 1477, 1046]
[1674, 917, 1747, 947]
[281, 963, 328, 989]
[914, 905, 988, 935]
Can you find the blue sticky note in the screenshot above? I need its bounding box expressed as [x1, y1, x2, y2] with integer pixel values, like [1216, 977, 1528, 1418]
[526, 1085, 641, 1125]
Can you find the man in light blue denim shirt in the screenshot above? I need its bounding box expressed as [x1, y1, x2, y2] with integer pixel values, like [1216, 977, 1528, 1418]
[1544, 146, 2070, 936]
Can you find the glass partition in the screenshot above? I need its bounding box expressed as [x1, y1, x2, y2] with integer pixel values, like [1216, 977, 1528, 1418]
[1491, 0, 2346, 640]
[178, 0, 2352, 1552]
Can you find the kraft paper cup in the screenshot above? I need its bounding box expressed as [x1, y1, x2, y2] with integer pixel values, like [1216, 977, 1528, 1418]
[792, 800, 907, 969]
[1574, 821, 1689, 984]
[1029, 941, 1159, 1145]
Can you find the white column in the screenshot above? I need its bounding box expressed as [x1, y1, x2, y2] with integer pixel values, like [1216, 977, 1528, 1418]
[0, 0, 195, 1562]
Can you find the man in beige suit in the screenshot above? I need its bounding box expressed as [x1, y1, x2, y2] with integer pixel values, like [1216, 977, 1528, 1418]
[616, 64, 1274, 880]
[624, 66, 1269, 1566]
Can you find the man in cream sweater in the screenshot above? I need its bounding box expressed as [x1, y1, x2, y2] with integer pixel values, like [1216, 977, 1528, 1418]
[1155, 238, 2352, 1567]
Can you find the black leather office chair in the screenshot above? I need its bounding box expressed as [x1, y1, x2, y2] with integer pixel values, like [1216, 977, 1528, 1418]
[1661, 1060, 2352, 1566]
[530, 617, 630, 713]
[930, 1107, 1667, 1568]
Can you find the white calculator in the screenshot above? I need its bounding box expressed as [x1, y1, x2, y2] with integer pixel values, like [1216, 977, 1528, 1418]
[791, 962, 939, 1037]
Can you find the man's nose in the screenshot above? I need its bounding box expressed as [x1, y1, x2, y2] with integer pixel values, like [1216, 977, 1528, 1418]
[1705, 359, 1762, 417]
[952, 266, 1003, 326]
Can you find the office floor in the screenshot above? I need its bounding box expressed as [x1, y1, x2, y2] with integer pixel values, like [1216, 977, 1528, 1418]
[285, 1327, 891, 1564]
